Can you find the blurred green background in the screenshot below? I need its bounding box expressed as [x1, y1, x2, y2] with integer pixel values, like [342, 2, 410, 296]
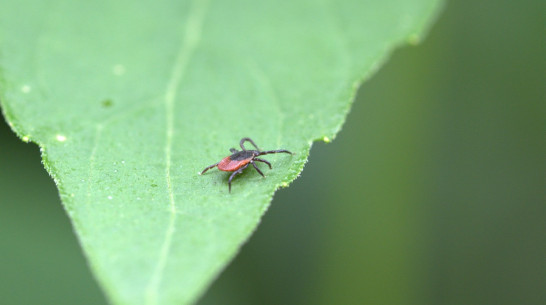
[1, 0, 543, 304]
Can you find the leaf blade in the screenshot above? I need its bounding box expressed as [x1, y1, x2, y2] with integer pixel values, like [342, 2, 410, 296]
[0, 0, 443, 304]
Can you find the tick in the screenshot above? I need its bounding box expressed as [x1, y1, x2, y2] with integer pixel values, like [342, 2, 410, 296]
[200, 137, 292, 192]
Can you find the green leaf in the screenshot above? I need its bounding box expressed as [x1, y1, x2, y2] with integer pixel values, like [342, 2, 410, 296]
[0, 0, 442, 304]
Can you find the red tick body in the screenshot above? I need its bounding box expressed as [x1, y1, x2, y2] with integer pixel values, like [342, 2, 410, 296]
[218, 157, 249, 171]
[217, 151, 255, 172]
[200, 138, 292, 193]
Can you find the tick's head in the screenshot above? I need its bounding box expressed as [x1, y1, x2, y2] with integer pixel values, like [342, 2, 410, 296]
[248, 150, 261, 158]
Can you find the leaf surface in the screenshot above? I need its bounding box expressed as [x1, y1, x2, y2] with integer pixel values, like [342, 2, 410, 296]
[0, 0, 442, 304]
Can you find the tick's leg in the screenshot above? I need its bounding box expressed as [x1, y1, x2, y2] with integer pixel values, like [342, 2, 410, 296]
[259, 149, 292, 155]
[200, 163, 218, 175]
[253, 158, 272, 169]
[229, 148, 238, 153]
[228, 170, 241, 193]
[228, 164, 248, 193]
[250, 161, 265, 177]
[240, 137, 260, 151]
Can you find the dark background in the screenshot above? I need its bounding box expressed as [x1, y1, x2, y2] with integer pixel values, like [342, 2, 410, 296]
[1, 0, 543, 304]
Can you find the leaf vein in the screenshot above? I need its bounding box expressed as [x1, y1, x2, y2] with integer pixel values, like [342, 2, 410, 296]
[85, 124, 103, 205]
[145, 0, 210, 304]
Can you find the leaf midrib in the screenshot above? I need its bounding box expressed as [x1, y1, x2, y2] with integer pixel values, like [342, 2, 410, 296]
[144, 0, 210, 304]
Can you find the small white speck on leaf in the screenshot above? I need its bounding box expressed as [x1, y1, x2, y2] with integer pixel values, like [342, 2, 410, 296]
[21, 85, 31, 93]
[323, 136, 331, 143]
[22, 135, 30, 142]
[112, 64, 126, 76]
[56, 134, 67, 142]
[108, 195, 113, 200]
